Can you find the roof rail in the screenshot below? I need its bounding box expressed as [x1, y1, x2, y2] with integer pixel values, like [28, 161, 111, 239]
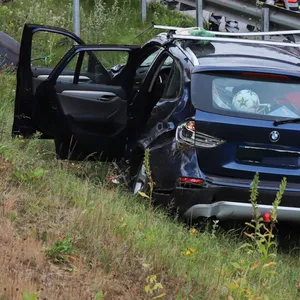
[153, 25, 300, 37]
[171, 34, 300, 48]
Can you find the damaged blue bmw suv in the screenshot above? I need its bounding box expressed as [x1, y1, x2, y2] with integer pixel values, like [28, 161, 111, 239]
[13, 24, 300, 223]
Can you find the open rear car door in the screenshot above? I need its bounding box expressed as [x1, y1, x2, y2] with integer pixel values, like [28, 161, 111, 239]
[13, 24, 140, 161]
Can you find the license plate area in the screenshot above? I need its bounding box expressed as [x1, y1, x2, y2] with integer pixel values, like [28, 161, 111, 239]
[236, 145, 300, 169]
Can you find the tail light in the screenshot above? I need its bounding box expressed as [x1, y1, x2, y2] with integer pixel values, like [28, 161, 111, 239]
[179, 177, 204, 184]
[176, 120, 196, 146]
[176, 120, 225, 148]
[241, 72, 290, 80]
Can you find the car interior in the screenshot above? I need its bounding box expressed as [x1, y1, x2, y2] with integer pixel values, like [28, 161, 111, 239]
[213, 77, 300, 116]
[131, 53, 176, 128]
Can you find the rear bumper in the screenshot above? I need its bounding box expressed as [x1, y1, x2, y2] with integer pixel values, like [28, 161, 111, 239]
[154, 176, 300, 222]
[183, 201, 300, 222]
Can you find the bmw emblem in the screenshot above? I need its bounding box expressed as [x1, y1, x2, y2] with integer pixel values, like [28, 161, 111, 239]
[269, 131, 280, 143]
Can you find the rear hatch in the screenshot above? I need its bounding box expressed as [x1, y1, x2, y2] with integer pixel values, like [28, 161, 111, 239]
[190, 69, 300, 184]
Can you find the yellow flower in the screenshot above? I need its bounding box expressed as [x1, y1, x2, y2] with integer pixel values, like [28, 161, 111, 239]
[185, 250, 191, 256]
[184, 248, 197, 256]
[189, 228, 198, 236]
[138, 222, 143, 229]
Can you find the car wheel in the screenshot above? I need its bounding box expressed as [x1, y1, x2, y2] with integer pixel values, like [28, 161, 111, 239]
[132, 162, 149, 195]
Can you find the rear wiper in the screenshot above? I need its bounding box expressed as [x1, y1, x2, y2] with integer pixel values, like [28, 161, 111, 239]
[273, 118, 300, 126]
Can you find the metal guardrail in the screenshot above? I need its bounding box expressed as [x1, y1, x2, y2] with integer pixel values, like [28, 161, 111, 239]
[178, 0, 300, 30]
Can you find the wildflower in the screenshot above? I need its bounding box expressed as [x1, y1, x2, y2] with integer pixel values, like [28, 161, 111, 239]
[184, 248, 197, 256]
[189, 228, 198, 236]
[244, 288, 252, 296]
[142, 263, 151, 270]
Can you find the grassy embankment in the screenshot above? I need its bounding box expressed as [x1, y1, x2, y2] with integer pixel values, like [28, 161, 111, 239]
[0, 0, 300, 299]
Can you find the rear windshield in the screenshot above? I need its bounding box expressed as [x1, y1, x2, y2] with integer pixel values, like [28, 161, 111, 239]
[191, 72, 300, 121]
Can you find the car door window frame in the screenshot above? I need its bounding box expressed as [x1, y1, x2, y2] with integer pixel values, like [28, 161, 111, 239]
[33, 45, 140, 160]
[24, 25, 85, 72]
[47, 45, 139, 87]
[73, 51, 85, 84]
[147, 50, 183, 101]
[133, 46, 164, 85]
[160, 58, 183, 101]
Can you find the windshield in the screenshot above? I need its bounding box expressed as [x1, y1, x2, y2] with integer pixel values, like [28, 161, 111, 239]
[191, 72, 300, 121]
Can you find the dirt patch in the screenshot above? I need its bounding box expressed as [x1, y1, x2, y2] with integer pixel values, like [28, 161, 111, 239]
[0, 216, 147, 299]
[0, 156, 13, 179]
[0, 156, 149, 300]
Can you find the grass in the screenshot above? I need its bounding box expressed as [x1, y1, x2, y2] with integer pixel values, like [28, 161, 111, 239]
[0, 0, 300, 299]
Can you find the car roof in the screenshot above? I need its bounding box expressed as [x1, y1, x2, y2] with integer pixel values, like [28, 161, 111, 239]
[146, 33, 300, 73]
[186, 40, 300, 72]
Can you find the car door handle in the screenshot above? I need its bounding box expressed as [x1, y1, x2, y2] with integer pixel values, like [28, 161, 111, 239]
[97, 95, 115, 101]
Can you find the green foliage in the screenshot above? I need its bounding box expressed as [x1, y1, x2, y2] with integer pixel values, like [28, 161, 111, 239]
[12, 167, 48, 184]
[250, 172, 260, 222]
[45, 237, 77, 264]
[138, 149, 155, 203]
[271, 176, 287, 223]
[8, 212, 18, 222]
[0, 0, 72, 40]
[225, 174, 287, 299]
[22, 291, 40, 300]
[94, 290, 105, 299]
[243, 173, 286, 261]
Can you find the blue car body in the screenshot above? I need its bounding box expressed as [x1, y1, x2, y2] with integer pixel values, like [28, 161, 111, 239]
[13, 24, 300, 222]
[138, 35, 300, 222]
